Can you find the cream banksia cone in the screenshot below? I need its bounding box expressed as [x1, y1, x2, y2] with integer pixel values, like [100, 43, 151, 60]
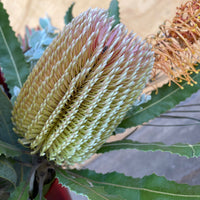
[12, 9, 154, 165]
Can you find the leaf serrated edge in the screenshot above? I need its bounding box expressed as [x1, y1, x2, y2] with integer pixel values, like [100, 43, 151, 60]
[64, 2, 75, 25]
[0, 2, 29, 97]
[0, 140, 22, 158]
[97, 139, 200, 158]
[58, 169, 200, 198]
[119, 65, 200, 128]
[56, 168, 110, 200]
[0, 26, 22, 88]
[136, 79, 198, 117]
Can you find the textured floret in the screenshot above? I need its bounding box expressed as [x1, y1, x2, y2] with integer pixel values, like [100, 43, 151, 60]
[12, 9, 154, 165]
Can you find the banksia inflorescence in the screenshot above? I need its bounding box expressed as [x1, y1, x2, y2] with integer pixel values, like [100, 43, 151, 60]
[148, 0, 200, 88]
[12, 9, 154, 165]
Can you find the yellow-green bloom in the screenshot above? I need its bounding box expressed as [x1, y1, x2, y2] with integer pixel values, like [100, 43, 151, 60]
[12, 9, 154, 165]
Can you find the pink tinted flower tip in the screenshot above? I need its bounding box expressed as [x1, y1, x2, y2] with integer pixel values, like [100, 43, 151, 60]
[12, 8, 154, 166]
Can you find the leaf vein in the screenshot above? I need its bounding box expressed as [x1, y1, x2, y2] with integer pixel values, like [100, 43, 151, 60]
[58, 169, 110, 200]
[0, 26, 22, 88]
[66, 170, 200, 198]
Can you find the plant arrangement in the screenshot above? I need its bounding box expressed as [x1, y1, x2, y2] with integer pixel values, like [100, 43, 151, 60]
[1, 0, 200, 199]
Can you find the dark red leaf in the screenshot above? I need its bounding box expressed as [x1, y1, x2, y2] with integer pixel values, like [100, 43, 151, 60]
[0, 68, 11, 98]
[45, 178, 72, 200]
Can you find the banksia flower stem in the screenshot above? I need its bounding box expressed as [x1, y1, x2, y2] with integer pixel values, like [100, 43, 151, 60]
[148, 0, 200, 88]
[12, 9, 154, 166]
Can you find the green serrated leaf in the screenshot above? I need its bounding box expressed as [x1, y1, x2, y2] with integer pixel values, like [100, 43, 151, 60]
[97, 139, 200, 158]
[0, 2, 29, 96]
[8, 181, 29, 200]
[0, 88, 29, 161]
[118, 64, 200, 128]
[0, 159, 17, 187]
[108, 0, 120, 28]
[0, 140, 22, 158]
[0, 88, 18, 146]
[57, 168, 200, 200]
[64, 2, 75, 25]
[56, 168, 123, 200]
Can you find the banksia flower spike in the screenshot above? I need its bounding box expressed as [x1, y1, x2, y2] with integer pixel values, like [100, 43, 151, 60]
[12, 9, 154, 165]
[148, 0, 200, 88]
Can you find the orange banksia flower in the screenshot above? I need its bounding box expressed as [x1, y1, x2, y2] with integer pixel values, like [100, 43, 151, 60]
[148, 0, 200, 88]
[12, 9, 154, 165]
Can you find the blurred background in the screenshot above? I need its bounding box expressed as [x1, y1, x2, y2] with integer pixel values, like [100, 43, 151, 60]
[3, 1, 200, 199]
[2, 0, 186, 37]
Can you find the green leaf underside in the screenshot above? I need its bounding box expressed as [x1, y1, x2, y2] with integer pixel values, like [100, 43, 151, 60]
[57, 168, 121, 200]
[64, 2, 75, 25]
[0, 2, 29, 96]
[56, 168, 200, 200]
[97, 139, 200, 158]
[0, 88, 18, 145]
[8, 181, 29, 200]
[0, 140, 22, 158]
[108, 0, 120, 28]
[118, 64, 200, 128]
[0, 159, 17, 187]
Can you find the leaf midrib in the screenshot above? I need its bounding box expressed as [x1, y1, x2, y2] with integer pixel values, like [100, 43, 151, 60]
[133, 73, 199, 117]
[102, 142, 200, 148]
[57, 169, 110, 200]
[0, 109, 13, 142]
[65, 170, 200, 198]
[100, 141, 197, 156]
[0, 140, 22, 154]
[0, 26, 22, 88]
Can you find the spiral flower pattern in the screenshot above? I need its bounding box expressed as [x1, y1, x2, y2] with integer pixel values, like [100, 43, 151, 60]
[12, 9, 154, 165]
